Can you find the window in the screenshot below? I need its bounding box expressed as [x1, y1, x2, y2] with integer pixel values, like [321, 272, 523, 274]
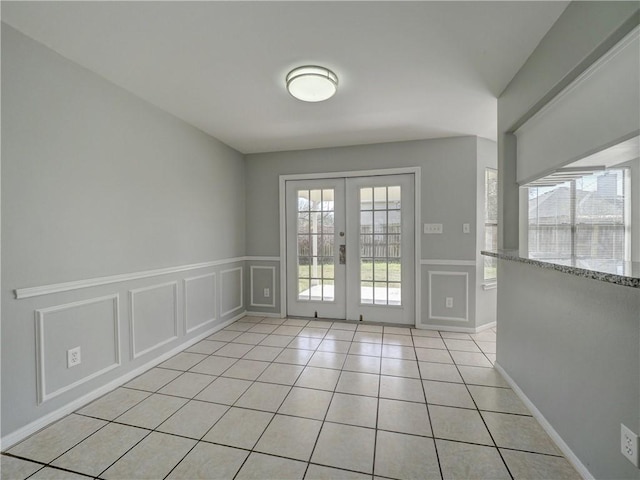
[528, 168, 630, 261]
[484, 168, 498, 280]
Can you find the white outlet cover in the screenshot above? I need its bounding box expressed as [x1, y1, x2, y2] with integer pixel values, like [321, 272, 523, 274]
[621, 424, 639, 467]
[67, 347, 81, 368]
[263, 288, 270, 297]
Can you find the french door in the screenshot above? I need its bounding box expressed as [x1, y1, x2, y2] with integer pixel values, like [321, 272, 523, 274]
[285, 174, 415, 324]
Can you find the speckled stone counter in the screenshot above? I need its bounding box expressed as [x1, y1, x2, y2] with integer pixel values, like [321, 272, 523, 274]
[481, 249, 640, 288]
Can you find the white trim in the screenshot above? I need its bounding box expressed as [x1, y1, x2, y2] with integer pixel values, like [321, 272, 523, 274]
[0, 313, 244, 451]
[15, 256, 252, 300]
[416, 321, 495, 334]
[220, 267, 244, 318]
[129, 282, 179, 360]
[482, 282, 497, 290]
[35, 294, 121, 405]
[279, 167, 421, 324]
[246, 256, 280, 262]
[245, 311, 282, 318]
[427, 271, 469, 322]
[184, 273, 217, 334]
[250, 265, 276, 308]
[421, 259, 476, 266]
[494, 363, 595, 480]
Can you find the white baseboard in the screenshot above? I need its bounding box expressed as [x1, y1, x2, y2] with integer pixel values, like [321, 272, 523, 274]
[416, 321, 496, 333]
[245, 311, 281, 318]
[1, 313, 243, 450]
[494, 363, 593, 480]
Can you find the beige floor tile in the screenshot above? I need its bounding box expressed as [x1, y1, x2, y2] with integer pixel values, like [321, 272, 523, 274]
[308, 320, 333, 328]
[379, 375, 425, 403]
[384, 326, 412, 335]
[323, 329, 355, 341]
[330, 322, 358, 332]
[101, 432, 195, 480]
[415, 347, 454, 364]
[311, 423, 375, 474]
[260, 334, 295, 347]
[235, 382, 291, 411]
[241, 316, 264, 323]
[194, 376, 252, 405]
[476, 340, 497, 354]
[357, 324, 383, 333]
[382, 334, 414, 346]
[380, 357, 420, 378]
[429, 405, 493, 446]
[221, 359, 270, 380]
[1, 455, 43, 480]
[482, 411, 561, 455]
[288, 336, 323, 350]
[235, 452, 307, 480]
[207, 330, 242, 342]
[419, 362, 464, 383]
[305, 464, 370, 479]
[233, 332, 269, 345]
[157, 400, 228, 439]
[486, 353, 497, 364]
[158, 372, 216, 398]
[440, 332, 473, 340]
[343, 354, 381, 374]
[273, 325, 304, 336]
[317, 339, 351, 353]
[457, 365, 509, 387]
[184, 340, 226, 355]
[212, 342, 255, 358]
[257, 363, 304, 385]
[353, 332, 383, 344]
[326, 393, 378, 428]
[348, 342, 382, 356]
[284, 319, 310, 327]
[125, 368, 182, 392]
[413, 336, 446, 349]
[248, 323, 279, 334]
[423, 380, 475, 409]
[411, 328, 441, 338]
[8, 414, 107, 464]
[166, 442, 248, 479]
[275, 348, 315, 365]
[77, 388, 150, 420]
[377, 398, 431, 436]
[278, 387, 333, 420]
[255, 415, 322, 461]
[450, 350, 493, 367]
[299, 327, 329, 338]
[224, 322, 254, 332]
[260, 318, 286, 325]
[471, 330, 497, 342]
[443, 338, 482, 352]
[500, 449, 581, 480]
[335, 371, 379, 397]
[294, 366, 341, 391]
[51, 423, 148, 477]
[115, 394, 187, 429]
[381, 344, 416, 360]
[202, 407, 273, 449]
[468, 385, 531, 415]
[437, 439, 510, 480]
[28, 467, 88, 479]
[189, 355, 237, 376]
[308, 351, 347, 370]
[160, 352, 208, 371]
[374, 430, 440, 480]
[243, 345, 283, 361]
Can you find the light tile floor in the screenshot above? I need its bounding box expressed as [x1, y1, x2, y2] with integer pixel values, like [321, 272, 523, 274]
[2, 317, 581, 480]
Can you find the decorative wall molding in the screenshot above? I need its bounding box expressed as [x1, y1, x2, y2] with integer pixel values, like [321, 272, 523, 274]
[35, 294, 120, 405]
[427, 271, 469, 322]
[495, 363, 595, 480]
[184, 273, 217, 334]
[250, 265, 276, 308]
[15, 256, 258, 299]
[220, 267, 243, 318]
[420, 259, 476, 266]
[129, 282, 178, 359]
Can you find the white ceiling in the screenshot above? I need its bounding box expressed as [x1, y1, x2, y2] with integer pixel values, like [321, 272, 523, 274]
[2, 1, 569, 154]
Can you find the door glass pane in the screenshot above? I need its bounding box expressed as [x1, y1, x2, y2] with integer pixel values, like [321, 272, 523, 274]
[359, 185, 402, 306]
[297, 188, 336, 303]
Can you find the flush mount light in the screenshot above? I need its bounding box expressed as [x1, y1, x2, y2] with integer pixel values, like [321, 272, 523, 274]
[286, 65, 338, 102]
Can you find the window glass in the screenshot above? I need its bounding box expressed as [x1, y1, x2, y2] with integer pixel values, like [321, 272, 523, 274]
[484, 169, 498, 280]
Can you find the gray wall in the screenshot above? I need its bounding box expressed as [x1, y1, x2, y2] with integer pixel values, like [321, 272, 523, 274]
[496, 3, 640, 478]
[246, 137, 496, 329]
[2, 26, 247, 438]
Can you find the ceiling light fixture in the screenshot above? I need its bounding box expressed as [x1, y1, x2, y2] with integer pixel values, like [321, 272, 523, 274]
[286, 66, 338, 102]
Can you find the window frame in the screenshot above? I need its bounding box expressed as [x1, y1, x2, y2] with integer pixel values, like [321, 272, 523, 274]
[484, 168, 498, 281]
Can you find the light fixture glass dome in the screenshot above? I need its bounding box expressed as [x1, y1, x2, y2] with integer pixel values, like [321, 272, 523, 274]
[286, 66, 338, 102]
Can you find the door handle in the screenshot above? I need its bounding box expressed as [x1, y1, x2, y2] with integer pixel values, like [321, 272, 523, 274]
[339, 245, 346, 265]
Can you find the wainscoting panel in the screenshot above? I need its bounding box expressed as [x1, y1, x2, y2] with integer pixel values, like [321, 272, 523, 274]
[129, 282, 178, 359]
[220, 267, 243, 318]
[35, 295, 120, 404]
[250, 266, 276, 308]
[184, 273, 216, 333]
[427, 271, 469, 322]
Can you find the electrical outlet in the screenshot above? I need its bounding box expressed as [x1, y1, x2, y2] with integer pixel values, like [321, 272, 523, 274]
[263, 287, 270, 298]
[445, 297, 453, 308]
[621, 424, 639, 466]
[67, 347, 81, 368]
[463, 223, 470, 234]
[424, 223, 443, 234]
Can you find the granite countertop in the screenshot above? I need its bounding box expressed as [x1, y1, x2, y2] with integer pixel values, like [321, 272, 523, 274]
[481, 249, 640, 289]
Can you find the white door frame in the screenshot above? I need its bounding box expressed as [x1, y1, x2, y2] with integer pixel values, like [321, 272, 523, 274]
[279, 167, 421, 326]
